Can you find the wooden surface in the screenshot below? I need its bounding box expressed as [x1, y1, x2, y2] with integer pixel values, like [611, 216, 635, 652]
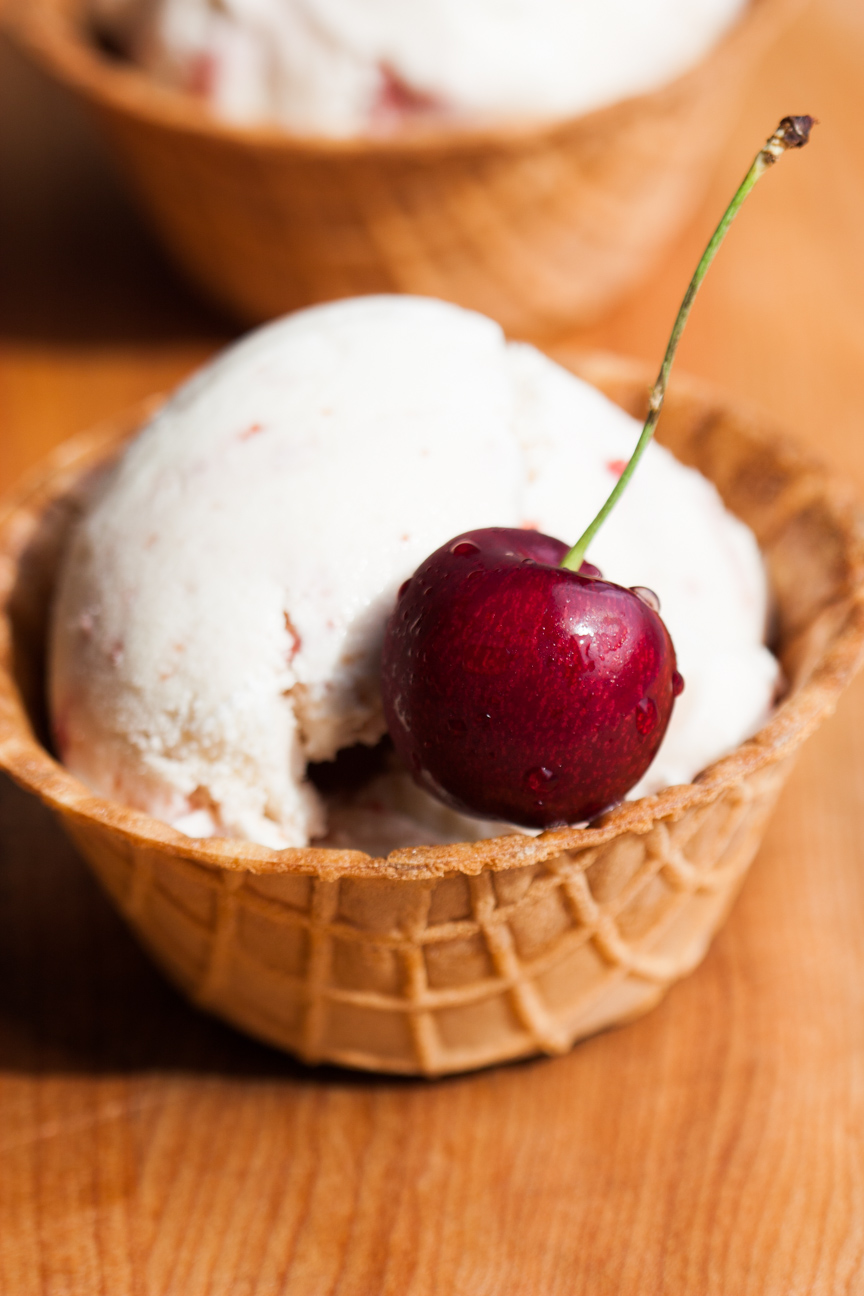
[2, 1, 864, 1290]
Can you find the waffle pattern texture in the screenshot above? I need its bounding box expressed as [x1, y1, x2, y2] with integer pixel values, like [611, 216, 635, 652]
[64, 768, 786, 1073]
[7, 0, 801, 334]
[2, 353, 864, 1075]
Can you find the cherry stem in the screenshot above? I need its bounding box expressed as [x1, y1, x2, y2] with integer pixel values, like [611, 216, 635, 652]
[561, 115, 815, 574]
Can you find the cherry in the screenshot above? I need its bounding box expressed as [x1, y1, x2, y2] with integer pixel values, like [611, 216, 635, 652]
[380, 118, 812, 830]
[382, 528, 682, 827]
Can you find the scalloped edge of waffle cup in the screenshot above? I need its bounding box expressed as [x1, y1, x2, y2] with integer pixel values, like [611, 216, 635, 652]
[3, 0, 805, 334]
[2, 350, 864, 1075]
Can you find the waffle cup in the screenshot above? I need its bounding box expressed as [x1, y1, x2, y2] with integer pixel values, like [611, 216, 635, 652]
[2, 351, 864, 1076]
[6, 0, 801, 336]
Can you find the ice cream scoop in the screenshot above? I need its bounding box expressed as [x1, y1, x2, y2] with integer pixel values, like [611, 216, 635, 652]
[49, 295, 778, 849]
[91, 0, 748, 136]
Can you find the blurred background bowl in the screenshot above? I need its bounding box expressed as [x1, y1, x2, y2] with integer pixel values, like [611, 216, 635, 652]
[5, 0, 801, 337]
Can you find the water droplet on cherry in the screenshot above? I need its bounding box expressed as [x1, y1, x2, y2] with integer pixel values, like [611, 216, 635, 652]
[451, 540, 480, 556]
[631, 586, 660, 612]
[525, 766, 556, 793]
[672, 670, 685, 697]
[635, 697, 658, 735]
[398, 579, 411, 599]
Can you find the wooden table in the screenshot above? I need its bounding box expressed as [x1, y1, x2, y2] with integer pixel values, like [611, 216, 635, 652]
[2, 3, 864, 1290]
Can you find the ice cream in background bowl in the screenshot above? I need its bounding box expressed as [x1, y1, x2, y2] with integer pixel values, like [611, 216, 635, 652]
[2, 293, 863, 1075]
[7, 0, 801, 332]
[48, 295, 779, 855]
[90, 0, 748, 137]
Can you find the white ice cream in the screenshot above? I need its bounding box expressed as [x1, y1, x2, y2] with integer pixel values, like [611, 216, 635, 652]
[50, 295, 778, 850]
[92, 0, 748, 136]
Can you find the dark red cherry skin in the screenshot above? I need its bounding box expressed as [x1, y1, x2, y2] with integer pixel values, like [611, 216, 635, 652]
[381, 527, 682, 829]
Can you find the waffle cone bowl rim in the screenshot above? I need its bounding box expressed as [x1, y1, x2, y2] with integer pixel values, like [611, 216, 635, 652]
[2, 349, 864, 887]
[4, 0, 798, 157]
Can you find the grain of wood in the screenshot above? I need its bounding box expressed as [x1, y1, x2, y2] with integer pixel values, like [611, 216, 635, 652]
[2, 0, 864, 1289]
